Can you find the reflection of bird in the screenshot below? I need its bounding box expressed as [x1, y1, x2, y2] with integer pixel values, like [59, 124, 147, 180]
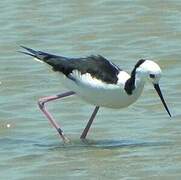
[20, 46, 171, 143]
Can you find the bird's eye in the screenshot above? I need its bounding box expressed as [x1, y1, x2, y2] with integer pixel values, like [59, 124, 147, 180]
[150, 74, 155, 78]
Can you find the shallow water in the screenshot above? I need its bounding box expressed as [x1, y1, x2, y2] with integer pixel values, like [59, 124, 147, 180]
[0, 0, 181, 179]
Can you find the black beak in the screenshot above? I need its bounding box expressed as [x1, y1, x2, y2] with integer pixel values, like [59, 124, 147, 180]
[154, 84, 171, 117]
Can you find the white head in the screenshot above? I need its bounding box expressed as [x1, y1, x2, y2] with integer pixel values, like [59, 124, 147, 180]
[136, 60, 162, 84]
[134, 59, 171, 117]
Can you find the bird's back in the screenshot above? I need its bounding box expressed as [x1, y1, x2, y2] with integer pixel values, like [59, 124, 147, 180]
[20, 46, 121, 84]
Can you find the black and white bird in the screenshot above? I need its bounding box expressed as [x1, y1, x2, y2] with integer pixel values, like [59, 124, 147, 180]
[20, 46, 171, 143]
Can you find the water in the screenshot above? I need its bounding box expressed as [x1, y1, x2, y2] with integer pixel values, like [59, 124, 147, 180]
[0, 0, 181, 179]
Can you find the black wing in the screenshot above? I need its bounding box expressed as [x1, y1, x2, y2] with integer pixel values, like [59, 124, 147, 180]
[20, 46, 121, 84]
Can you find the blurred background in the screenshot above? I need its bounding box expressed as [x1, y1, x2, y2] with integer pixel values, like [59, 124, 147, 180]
[0, 0, 181, 179]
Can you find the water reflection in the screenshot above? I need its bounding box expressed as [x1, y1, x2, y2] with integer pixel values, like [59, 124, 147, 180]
[34, 138, 171, 150]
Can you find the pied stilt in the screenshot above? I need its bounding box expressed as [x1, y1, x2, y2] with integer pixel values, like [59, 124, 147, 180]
[20, 46, 171, 143]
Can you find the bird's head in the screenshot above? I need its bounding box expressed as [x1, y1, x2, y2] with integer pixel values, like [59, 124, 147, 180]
[136, 60, 161, 83]
[135, 59, 171, 117]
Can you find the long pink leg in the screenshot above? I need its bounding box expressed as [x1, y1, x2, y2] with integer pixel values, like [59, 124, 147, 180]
[38, 91, 75, 143]
[80, 106, 99, 139]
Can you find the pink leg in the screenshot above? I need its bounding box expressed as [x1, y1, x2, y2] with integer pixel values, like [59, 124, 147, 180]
[38, 91, 75, 143]
[80, 106, 99, 139]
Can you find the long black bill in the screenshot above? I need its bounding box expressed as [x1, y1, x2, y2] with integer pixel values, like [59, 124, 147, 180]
[154, 84, 171, 117]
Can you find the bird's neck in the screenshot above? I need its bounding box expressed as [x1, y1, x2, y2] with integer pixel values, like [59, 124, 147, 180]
[124, 70, 145, 95]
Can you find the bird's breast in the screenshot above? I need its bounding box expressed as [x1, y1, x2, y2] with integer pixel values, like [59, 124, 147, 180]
[66, 81, 142, 109]
[58, 72, 144, 108]
[79, 87, 142, 108]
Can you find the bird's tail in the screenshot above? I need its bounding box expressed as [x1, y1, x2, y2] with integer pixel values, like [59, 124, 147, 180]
[19, 46, 74, 75]
[19, 46, 59, 63]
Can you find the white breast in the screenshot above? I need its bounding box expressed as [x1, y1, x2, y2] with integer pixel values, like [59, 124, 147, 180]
[58, 70, 144, 109]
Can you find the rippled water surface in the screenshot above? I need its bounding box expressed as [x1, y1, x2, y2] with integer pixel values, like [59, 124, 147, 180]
[0, 1, 181, 179]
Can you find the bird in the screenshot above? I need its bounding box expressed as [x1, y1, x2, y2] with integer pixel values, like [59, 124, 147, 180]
[20, 46, 171, 143]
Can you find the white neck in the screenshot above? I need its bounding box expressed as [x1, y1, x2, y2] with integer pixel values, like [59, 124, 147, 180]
[135, 72, 147, 88]
[133, 73, 145, 97]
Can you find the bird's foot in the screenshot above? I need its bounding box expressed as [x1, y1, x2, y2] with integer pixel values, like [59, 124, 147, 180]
[61, 134, 71, 144]
[80, 137, 88, 143]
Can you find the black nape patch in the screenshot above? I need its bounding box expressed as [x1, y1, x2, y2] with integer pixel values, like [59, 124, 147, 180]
[134, 59, 145, 69]
[124, 59, 145, 95]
